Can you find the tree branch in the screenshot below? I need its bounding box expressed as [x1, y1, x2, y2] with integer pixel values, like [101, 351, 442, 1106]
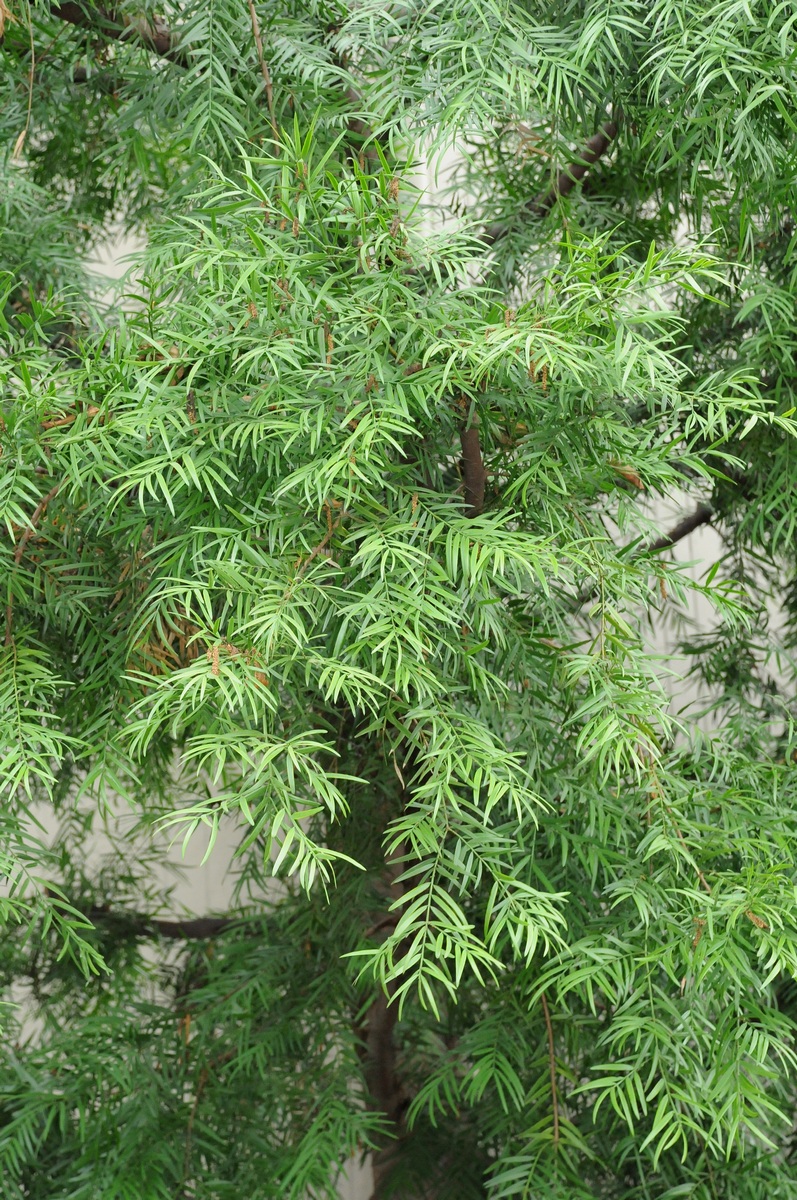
[646, 501, 713, 553]
[50, 3, 188, 66]
[86, 908, 237, 939]
[363, 987, 404, 1198]
[246, 0, 278, 144]
[484, 118, 619, 246]
[460, 416, 486, 517]
[573, 502, 714, 611]
[70, 64, 121, 91]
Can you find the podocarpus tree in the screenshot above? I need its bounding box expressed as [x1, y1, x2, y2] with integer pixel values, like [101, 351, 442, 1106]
[3, 1, 797, 1196]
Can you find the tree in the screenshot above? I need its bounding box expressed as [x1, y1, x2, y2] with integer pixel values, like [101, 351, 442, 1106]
[3, 1, 797, 1196]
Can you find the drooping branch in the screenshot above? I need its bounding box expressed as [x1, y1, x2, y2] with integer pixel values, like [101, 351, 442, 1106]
[484, 117, 619, 246]
[53, 3, 375, 155]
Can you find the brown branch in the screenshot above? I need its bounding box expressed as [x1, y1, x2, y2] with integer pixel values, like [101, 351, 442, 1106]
[343, 88, 381, 169]
[535, 120, 619, 214]
[646, 501, 713, 553]
[4, 482, 60, 646]
[573, 501, 714, 612]
[540, 990, 560, 1148]
[358, 741, 466, 1197]
[51, 4, 378, 164]
[484, 118, 619, 246]
[460, 417, 486, 518]
[295, 506, 346, 575]
[86, 908, 238, 939]
[246, 0, 277, 145]
[70, 64, 121, 91]
[42, 404, 101, 429]
[151, 915, 237, 938]
[49, 3, 189, 67]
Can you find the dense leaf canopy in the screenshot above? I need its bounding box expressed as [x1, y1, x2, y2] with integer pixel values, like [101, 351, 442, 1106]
[3, 1, 797, 1197]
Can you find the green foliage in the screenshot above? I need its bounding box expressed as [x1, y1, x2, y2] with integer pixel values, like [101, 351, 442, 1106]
[3, 0, 797, 1196]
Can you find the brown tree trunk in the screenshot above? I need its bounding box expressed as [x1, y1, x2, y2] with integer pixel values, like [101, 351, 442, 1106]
[357, 848, 427, 1199]
[363, 986, 408, 1197]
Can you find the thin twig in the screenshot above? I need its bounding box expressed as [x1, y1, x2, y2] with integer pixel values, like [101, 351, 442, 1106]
[12, 1, 35, 160]
[42, 404, 101, 429]
[296, 509, 345, 576]
[246, 0, 277, 145]
[4, 482, 60, 646]
[665, 796, 767, 936]
[540, 990, 560, 1147]
[665, 806, 712, 895]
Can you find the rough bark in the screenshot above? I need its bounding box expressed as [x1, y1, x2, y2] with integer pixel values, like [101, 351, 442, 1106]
[460, 417, 487, 517]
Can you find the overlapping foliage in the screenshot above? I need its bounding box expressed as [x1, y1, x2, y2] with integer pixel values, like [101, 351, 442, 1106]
[3, 1, 797, 1197]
